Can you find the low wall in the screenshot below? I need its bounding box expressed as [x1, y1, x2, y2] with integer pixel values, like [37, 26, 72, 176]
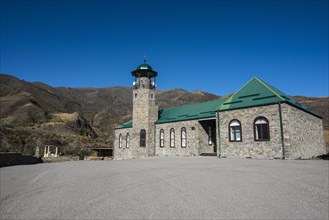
[42, 156, 79, 163]
[0, 153, 42, 167]
[84, 156, 112, 161]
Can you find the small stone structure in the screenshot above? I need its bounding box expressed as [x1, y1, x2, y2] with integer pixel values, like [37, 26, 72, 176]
[114, 60, 326, 160]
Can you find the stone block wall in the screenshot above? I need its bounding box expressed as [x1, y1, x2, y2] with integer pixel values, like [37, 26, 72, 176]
[132, 84, 158, 157]
[114, 127, 156, 160]
[219, 104, 283, 159]
[42, 156, 79, 163]
[281, 103, 326, 159]
[114, 127, 134, 159]
[155, 119, 215, 156]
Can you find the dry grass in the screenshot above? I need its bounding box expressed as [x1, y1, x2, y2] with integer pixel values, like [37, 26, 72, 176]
[52, 112, 79, 122]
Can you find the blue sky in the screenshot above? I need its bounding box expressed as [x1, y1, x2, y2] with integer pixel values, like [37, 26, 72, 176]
[1, 0, 328, 96]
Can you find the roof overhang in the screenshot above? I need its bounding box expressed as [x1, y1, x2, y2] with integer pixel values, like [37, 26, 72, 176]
[131, 69, 158, 78]
[198, 117, 216, 121]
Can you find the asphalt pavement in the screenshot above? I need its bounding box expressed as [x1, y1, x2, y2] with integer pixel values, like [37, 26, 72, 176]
[1, 157, 328, 219]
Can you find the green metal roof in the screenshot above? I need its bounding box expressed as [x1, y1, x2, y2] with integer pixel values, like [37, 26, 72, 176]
[131, 62, 158, 78]
[156, 99, 226, 124]
[217, 77, 320, 118]
[115, 99, 224, 128]
[115, 77, 320, 128]
[115, 120, 132, 130]
[136, 63, 153, 70]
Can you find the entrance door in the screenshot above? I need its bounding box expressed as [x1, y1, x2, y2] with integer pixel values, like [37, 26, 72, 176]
[199, 119, 217, 154]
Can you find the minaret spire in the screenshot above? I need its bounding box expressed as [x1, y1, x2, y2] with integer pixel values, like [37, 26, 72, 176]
[144, 54, 147, 63]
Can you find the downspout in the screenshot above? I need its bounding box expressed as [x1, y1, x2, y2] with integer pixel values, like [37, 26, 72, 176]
[153, 123, 156, 156]
[278, 103, 285, 159]
[216, 111, 221, 158]
[112, 129, 116, 159]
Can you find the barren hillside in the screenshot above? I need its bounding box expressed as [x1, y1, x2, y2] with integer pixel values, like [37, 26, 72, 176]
[0, 74, 328, 156]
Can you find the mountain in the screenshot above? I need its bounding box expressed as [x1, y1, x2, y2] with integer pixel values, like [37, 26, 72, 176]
[0, 74, 328, 156]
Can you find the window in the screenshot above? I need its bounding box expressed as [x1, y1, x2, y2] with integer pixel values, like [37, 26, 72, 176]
[126, 133, 130, 148]
[229, 120, 242, 142]
[208, 126, 212, 145]
[254, 117, 270, 141]
[160, 129, 164, 148]
[135, 93, 137, 98]
[151, 93, 153, 99]
[119, 133, 122, 148]
[140, 129, 146, 147]
[170, 128, 175, 148]
[181, 127, 187, 148]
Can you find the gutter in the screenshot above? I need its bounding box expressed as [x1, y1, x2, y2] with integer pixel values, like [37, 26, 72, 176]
[278, 103, 285, 159]
[153, 123, 156, 156]
[112, 129, 116, 159]
[216, 111, 221, 157]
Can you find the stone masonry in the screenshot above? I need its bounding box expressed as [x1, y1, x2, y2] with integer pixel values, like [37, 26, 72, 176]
[114, 76, 158, 160]
[219, 104, 283, 159]
[281, 103, 326, 159]
[155, 119, 216, 156]
[219, 103, 326, 159]
[132, 77, 158, 157]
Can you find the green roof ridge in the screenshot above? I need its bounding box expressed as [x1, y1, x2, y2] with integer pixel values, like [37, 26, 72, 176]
[217, 76, 285, 112]
[216, 76, 320, 118]
[216, 77, 256, 111]
[254, 77, 285, 101]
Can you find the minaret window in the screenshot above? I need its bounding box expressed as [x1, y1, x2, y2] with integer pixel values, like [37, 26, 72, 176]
[140, 129, 146, 147]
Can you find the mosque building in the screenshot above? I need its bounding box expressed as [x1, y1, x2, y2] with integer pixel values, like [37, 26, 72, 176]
[114, 60, 326, 160]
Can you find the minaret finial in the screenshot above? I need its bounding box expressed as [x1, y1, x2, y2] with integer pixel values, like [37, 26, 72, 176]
[144, 54, 147, 63]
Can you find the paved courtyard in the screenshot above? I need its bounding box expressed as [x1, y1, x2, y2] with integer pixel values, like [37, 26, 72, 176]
[0, 157, 328, 219]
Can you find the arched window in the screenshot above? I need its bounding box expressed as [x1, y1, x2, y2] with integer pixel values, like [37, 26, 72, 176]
[119, 133, 122, 148]
[140, 129, 146, 147]
[160, 129, 164, 148]
[229, 120, 242, 142]
[126, 133, 130, 148]
[254, 117, 270, 141]
[170, 128, 175, 148]
[181, 127, 187, 148]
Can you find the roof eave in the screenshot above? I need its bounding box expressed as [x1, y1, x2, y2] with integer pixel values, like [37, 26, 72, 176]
[218, 101, 322, 119]
[155, 115, 216, 124]
[131, 69, 158, 78]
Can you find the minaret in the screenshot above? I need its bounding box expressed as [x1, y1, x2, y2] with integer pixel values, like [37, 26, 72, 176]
[131, 58, 158, 157]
